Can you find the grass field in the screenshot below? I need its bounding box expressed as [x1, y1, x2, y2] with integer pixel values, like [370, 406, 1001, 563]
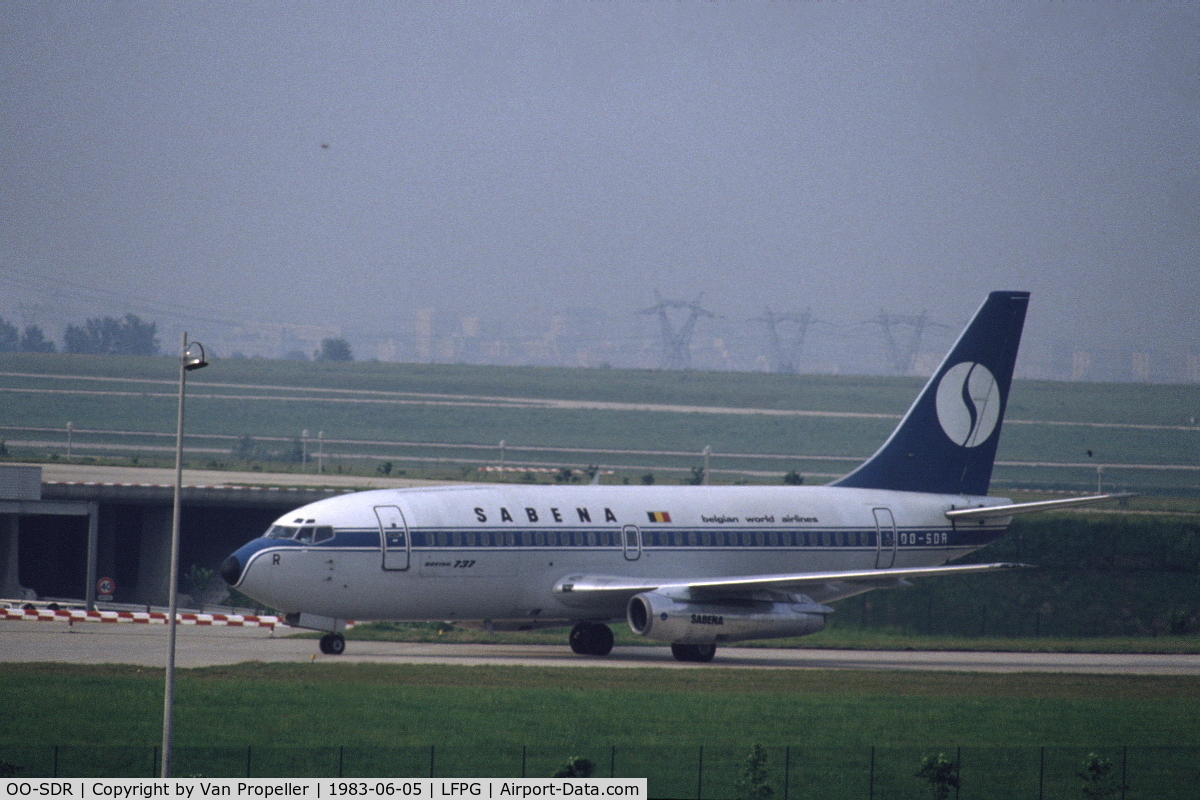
[2, 352, 1199, 493]
[2, 663, 1198, 795]
[5, 662, 1197, 749]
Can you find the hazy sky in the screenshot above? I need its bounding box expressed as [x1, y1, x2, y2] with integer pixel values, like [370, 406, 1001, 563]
[2, 3, 1197, 377]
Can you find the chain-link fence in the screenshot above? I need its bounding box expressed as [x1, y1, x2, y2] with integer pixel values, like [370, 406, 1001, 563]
[3, 745, 1196, 799]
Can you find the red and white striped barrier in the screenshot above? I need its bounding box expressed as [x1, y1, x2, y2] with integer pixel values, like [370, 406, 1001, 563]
[0, 607, 278, 629]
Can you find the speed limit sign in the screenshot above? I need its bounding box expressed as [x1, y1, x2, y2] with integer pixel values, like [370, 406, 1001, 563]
[96, 577, 116, 597]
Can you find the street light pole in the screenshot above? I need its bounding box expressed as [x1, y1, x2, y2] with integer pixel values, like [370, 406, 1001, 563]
[162, 332, 207, 778]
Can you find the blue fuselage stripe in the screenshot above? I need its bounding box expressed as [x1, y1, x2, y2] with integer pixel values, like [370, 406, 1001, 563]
[249, 525, 1005, 552]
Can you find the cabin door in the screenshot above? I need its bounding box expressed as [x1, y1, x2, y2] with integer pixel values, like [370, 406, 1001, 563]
[376, 505, 411, 571]
[622, 524, 642, 561]
[873, 508, 897, 569]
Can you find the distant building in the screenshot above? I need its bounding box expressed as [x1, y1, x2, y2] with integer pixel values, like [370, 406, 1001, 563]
[208, 322, 343, 360]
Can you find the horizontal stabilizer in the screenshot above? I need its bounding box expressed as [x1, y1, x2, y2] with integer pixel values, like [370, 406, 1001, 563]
[944, 493, 1134, 521]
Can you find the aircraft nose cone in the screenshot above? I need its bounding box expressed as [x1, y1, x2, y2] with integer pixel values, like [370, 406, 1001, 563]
[219, 555, 242, 585]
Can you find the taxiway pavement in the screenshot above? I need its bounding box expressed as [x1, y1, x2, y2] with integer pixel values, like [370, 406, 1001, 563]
[4, 620, 1199, 674]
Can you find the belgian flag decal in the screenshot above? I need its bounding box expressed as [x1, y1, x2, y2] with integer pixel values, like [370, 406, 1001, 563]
[646, 511, 672, 523]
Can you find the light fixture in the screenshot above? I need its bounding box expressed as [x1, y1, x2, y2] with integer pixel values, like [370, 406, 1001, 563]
[183, 341, 208, 371]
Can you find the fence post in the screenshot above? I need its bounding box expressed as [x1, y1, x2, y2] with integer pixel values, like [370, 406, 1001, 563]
[782, 746, 789, 800]
[1121, 746, 1127, 800]
[955, 746, 961, 800]
[1038, 746, 1044, 800]
[868, 746, 874, 800]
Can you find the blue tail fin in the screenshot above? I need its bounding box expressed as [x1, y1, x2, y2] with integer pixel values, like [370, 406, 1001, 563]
[831, 291, 1029, 496]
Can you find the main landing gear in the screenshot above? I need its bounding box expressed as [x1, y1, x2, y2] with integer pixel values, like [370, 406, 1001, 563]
[569, 622, 614, 656]
[671, 643, 717, 663]
[319, 632, 346, 655]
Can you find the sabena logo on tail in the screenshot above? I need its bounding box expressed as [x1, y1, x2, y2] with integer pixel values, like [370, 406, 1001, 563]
[934, 361, 1001, 448]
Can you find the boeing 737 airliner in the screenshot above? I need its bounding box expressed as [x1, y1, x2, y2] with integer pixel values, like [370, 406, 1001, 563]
[221, 292, 1120, 661]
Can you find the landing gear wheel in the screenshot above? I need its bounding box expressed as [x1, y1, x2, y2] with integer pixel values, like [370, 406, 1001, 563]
[569, 623, 589, 655]
[319, 633, 346, 655]
[587, 623, 614, 656]
[569, 622, 614, 656]
[671, 643, 717, 663]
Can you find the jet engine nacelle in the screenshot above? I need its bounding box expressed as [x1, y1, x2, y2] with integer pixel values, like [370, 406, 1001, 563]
[626, 591, 828, 644]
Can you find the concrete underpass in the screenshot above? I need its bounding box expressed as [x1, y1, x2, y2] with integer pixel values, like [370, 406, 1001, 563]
[0, 464, 350, 608]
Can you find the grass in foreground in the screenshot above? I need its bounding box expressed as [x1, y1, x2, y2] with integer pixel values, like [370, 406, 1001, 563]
[3, 662, 1197, 752]
[5, 663, 1198, 793]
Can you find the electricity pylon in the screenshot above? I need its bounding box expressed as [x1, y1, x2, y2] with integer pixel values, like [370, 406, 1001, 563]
[871, 310, 946, 375]
[640, 292, 719, 370]
[757, 308, 813, 374]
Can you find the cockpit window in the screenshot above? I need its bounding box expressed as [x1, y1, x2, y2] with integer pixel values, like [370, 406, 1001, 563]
[266, 524, 335, 543]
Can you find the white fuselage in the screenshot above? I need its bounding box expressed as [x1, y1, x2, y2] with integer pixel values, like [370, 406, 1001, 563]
[228, 483, 1010, 625]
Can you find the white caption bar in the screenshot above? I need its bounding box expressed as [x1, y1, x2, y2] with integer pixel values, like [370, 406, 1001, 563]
[3, 779, 646, 800]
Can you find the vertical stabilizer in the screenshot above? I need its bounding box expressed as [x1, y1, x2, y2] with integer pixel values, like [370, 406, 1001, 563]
[831, 291, 1029, 496]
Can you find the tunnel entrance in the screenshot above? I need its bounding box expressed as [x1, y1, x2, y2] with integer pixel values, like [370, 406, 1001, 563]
[18, 515, 88, 600]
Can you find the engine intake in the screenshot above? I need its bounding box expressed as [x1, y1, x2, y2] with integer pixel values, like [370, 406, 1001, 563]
[626, 591, 829, 644]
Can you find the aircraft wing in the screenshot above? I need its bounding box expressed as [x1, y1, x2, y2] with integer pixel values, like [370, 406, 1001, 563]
[554, 561, 1027, 607]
